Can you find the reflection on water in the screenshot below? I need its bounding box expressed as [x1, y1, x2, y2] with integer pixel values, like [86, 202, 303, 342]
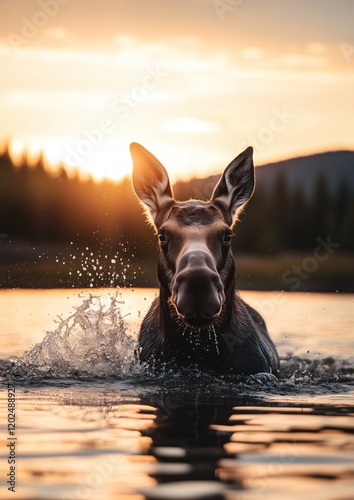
[0, 384, 353, 500]
[0, 289, 353, 499]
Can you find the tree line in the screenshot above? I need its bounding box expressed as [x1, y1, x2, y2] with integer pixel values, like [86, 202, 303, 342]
[1, 146, 354, 257]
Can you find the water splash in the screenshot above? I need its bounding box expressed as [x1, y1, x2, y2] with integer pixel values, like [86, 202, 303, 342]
[210, 325, 220, 354]
[9, 290, 142, 380]
[3, 289, 353, 391]
[280, 355, 354, 385]
[54, 241, 139, 288]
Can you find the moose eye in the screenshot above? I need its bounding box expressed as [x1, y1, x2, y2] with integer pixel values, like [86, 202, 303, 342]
[224, 230, 232, 243]
[158, 231, 166, 243]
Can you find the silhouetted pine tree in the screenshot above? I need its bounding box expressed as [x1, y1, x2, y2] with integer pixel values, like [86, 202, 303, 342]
[310, 173, 332, 241]
[341, 192, 354, 250]
[287, 184, 311, 250]
[267, 171, 290, 251]
[235, 181, 271, 253]
[331, 180, 351, 248]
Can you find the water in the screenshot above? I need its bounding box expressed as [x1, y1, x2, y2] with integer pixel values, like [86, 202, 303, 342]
[0, 289, 353, 500]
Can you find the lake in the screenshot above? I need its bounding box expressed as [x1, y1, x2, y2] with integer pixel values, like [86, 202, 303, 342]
[0, 288, 353, 500]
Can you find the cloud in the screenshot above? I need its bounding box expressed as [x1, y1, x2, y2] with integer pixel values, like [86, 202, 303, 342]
[281, 53, 329, 69]
[241, 47, 264, 61]
[163, 117, 220, 134]
[0, 6, 353, 183]
[6, 90, 107, 109]
[42, 27, 69, 40]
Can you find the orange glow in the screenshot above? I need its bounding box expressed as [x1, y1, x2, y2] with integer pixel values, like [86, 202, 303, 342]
[1, 3, 354, 183]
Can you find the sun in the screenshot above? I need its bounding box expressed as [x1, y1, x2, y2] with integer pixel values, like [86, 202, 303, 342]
[10, 137, 133, 183]
[64, 143, 132, 182]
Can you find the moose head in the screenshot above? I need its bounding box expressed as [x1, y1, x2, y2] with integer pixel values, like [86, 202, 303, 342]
[131, 143, 254, 329]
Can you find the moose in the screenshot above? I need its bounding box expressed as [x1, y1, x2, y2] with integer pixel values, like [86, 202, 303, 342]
[130, 143, 279, 377]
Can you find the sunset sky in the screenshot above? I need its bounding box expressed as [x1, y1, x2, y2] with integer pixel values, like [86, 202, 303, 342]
[1, 0, 354, 182]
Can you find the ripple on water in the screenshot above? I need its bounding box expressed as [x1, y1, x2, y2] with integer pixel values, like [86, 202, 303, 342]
[1, 291, 353, 400]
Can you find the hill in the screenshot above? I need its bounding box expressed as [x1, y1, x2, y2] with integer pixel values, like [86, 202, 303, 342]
[174, 150, 354, 200]
[256, 150, 354, 196]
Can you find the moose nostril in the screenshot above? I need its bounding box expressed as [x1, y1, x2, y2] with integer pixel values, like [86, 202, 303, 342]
[172, 279, 223, 326]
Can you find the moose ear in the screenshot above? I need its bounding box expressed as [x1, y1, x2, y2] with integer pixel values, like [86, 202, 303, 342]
[211, 146, 255, 226]
[130, 142, 174, 225]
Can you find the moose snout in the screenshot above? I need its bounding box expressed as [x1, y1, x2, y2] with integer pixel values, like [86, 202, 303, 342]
[171, 251, 225, 328]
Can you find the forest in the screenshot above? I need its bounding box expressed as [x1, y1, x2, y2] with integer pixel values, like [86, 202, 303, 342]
[1, 146, 353, 290]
